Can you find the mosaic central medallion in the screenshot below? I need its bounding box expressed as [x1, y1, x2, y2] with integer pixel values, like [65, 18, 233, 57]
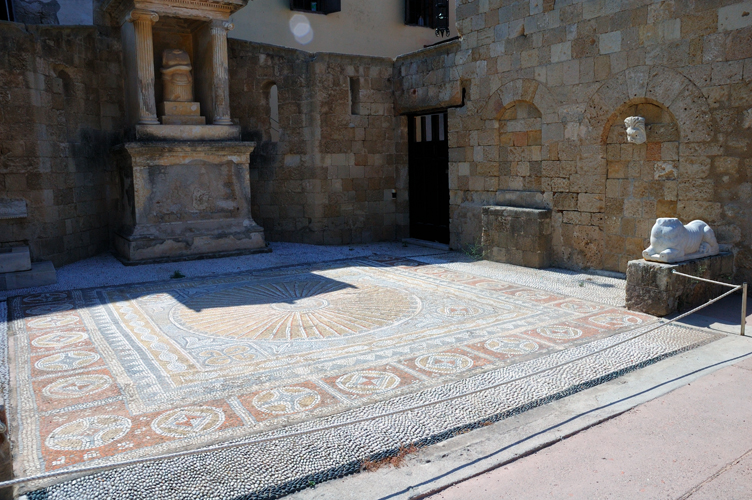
[169, 278, 420, 341]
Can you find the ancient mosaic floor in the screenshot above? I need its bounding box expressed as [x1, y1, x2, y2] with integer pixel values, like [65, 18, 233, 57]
[4, 255, 718, 498]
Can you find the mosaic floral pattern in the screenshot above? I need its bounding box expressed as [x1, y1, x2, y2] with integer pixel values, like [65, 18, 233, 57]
[7, 256, 661, 477]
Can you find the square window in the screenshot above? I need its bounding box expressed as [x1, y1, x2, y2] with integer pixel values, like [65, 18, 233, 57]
[290, 0, 341, 14]
[405, 0, 449, 33]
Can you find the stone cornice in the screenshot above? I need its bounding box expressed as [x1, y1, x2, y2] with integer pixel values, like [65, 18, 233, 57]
[105, 0, 247, 26]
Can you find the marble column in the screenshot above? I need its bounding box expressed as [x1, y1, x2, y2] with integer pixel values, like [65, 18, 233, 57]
[210, 20, 233, 125]
[128, 9, 160, 125]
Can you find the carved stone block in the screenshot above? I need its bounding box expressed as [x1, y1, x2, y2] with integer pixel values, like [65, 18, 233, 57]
[482, 206, 552, 269]
[624, 116, 646, 144]
[113, 141, 267, 263]
[0, 199, 27, 219]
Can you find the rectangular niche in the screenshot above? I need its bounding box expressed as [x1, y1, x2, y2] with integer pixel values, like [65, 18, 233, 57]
[150, 16, 219, 125]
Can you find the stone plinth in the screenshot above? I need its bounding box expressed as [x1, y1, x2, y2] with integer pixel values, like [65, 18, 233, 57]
[0, 261, 57, 291]
[482, 206, 552, 269]
[135, 124, 240, 141]
[114, 141, 267, 264]
[626, 253, 734, 317]
[0, 246, 31, 273]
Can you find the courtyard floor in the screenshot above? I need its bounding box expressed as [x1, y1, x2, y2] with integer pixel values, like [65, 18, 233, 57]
[0, 243, 721, 499]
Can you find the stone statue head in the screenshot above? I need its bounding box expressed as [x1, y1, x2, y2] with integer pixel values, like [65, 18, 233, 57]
[624, 116, 646, 144]
[161, 49, 193, 102]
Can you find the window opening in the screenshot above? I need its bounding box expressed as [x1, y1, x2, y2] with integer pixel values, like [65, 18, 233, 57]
[1, 0, 14, 21]
[269, 84, 280, 142]
[349, 77, 360, 115]
[290, 0, 340, 14]
[405, 0, 450, 36]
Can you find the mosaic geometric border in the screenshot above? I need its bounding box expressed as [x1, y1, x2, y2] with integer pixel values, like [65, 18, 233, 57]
[25, 322, 717, 499]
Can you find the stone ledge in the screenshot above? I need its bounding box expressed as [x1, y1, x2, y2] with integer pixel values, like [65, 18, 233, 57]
[626, 252, 734, 317]
[134, 124, 242, 142]
[481, 205, 552, 219]
[494, 190, 549, 210]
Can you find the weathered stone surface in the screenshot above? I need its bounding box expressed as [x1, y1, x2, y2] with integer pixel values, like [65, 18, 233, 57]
[0, 261, 57, 291]
[626, 252, 734, 316]
[114, 141, 267, 263]
[134, 124, 240, 141]
[495, 190, 548, 209]
[0, 246, 31, 274]
[482, 206, 552, 269]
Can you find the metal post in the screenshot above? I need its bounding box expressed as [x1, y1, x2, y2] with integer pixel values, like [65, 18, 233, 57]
[742, 282, 748, 337]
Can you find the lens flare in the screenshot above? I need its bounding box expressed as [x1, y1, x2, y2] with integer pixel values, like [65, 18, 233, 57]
[289, 14, 313, 45]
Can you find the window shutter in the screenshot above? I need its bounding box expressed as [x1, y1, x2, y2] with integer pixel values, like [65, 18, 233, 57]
[321, 0, 341, 13]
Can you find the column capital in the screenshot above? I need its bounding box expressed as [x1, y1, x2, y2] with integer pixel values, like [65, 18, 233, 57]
[210, 19, 234, 33]
[127, 9, 158, 24]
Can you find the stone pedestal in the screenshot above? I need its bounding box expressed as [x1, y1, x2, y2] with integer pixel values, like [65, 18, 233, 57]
[114, 141, 267, 263]
[481, 206, 552, 269]
[159, 101, 205, 125]
[626, 252, 734, 316]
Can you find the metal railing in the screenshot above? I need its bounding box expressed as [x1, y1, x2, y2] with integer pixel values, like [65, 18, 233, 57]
[672, 270, 748, 336]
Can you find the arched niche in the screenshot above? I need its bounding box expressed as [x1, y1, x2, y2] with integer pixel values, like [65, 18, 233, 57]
[498, 100, 543, 191]
[601, 98, 680, 272]
[261, 81, 280, 142]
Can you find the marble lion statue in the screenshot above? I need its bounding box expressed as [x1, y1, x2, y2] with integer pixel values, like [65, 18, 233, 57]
[624, 116, 646, 144]
[642, 218, 719, 263]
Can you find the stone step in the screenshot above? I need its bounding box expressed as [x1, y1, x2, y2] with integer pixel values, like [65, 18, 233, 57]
[160, 115, 206, 125]
[0, 261, 57, 291]
[0, 246, 31, 273]
[158, 101, 201, 116]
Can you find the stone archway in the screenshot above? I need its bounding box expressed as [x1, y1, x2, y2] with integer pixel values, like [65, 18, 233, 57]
[480, 79, 559, 196]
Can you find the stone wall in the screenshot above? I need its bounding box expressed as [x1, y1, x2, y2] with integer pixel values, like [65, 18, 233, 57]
[395, 0, 752, 281]
[0, 22, 123, 267]
[230, 41, 408, 245]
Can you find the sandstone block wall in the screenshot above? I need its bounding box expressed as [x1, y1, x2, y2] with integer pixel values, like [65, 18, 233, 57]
[0, 23, 124, 267]
[395, 0, 752, 281]
[230, 41, 408, 245]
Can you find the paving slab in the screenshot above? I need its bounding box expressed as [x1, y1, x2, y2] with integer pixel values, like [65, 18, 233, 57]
[425, 346, 752, 500]
[0, 243, 726, 499]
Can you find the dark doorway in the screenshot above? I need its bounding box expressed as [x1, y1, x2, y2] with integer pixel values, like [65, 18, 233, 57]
[408, 112, 449, 244]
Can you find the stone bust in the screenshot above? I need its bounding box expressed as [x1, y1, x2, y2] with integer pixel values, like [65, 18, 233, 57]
[161, 49, 194, 102]
[624, 116, 646, 144]
[642, 218, 719, 264]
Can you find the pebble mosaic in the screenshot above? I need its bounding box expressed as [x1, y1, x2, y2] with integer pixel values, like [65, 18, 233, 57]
[2, 254, 718, 498]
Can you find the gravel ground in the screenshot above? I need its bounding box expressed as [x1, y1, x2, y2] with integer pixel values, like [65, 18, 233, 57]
[0, 243, 446, 301]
